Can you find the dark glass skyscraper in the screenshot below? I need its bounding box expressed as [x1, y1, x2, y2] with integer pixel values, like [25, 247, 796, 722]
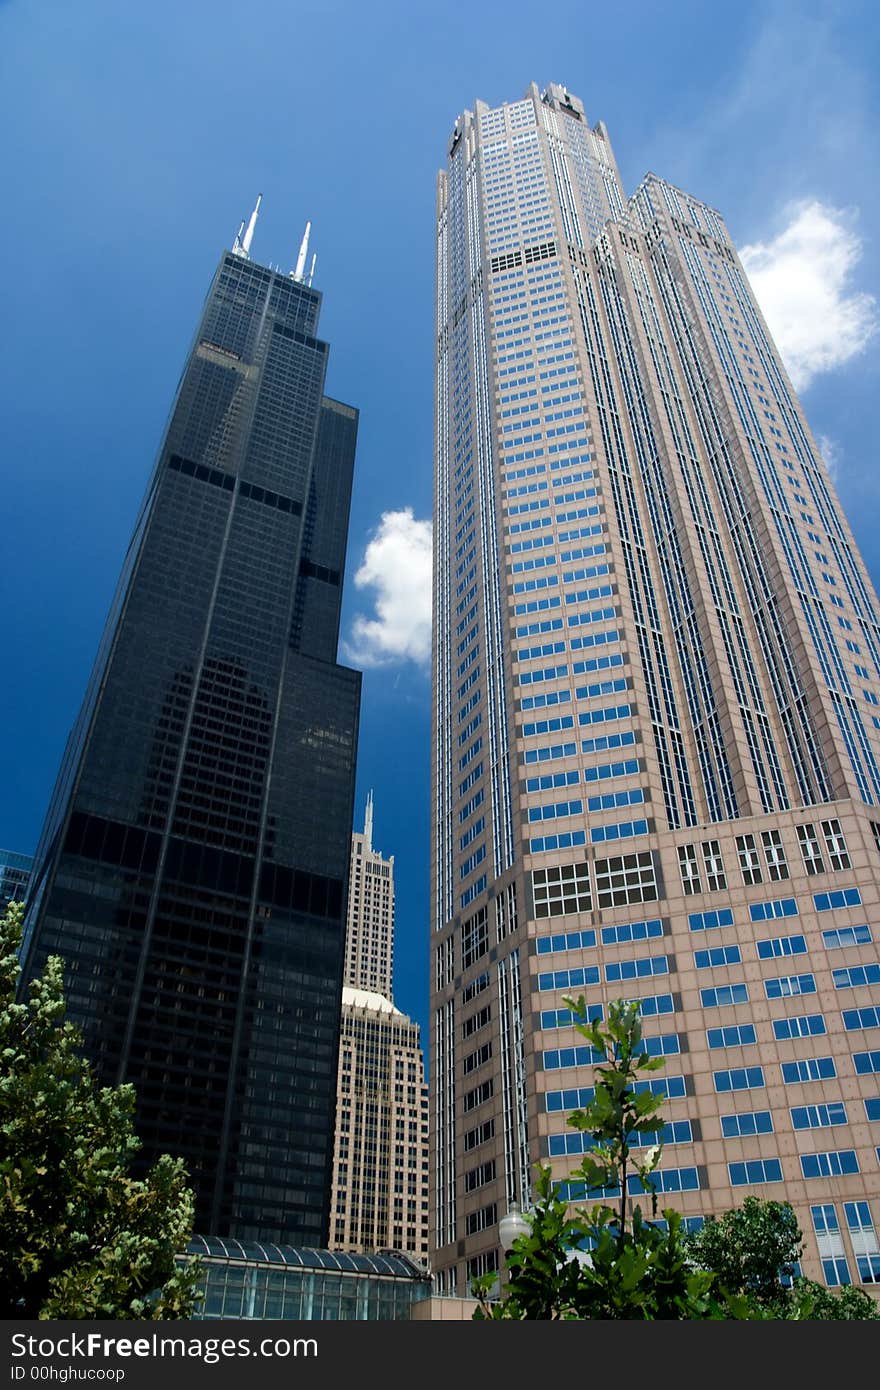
[1, 850, 32, 909]
[21, 226, 361, 1246]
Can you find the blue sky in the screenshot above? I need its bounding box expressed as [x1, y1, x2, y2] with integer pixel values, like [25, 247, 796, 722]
[1, 0, 879, 1042]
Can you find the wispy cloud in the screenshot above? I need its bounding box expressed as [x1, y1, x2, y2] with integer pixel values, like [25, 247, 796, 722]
[345, 508, 432, 669]
[741, 201, 878, 391]
[817, 433, 841, 481]
[642, 7, 875, 220]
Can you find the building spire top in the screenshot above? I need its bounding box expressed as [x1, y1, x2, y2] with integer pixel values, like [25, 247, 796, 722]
[232, 194, 262, 259]
[292, 220, 311, 282]
[364, 790, 374, 851]
[242, 193, 262, 256]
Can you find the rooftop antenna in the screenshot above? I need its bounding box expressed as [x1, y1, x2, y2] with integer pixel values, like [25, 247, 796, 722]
[232, 218, 246, 256]
[241, 193, 262, 257]
[292, 220, 311, 281]
[364, 790, 374, 851]
[307, 252, 317, 287]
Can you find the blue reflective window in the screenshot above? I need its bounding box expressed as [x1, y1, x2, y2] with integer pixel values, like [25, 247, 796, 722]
[833, 964, 880, 989]
[541, 1003, 604, 1029]
[781, 1057, 836, 1083]
[548, 1118, 692, 1158]
[749, 898, 798, 922]
[707, 1024, 757, 1049]
[629, 1166, 699, 1195]
[542, 1044, 605, 1070]
[629, 992, 675, 1017]
[800, 1150, 859, 1179]
[811, 1204, 839, 1235]
[756, 935, 807, 959]
[601, 919, 663, 946]
[538, 966, 601, 991]
[822, 924, 872, 948]
[729, 1159, 783, 1186]
[529, 830, 587, 852]
[721, 1111, 773, 1138]
[688, 908, 734, 932]
[714, 1067, 765, 1092]
[842, 1007, 880, 1031]
[641, 1034, 681, 1057]
[545, 1086, 595, 1112]
[772, 1014, 826, 1040]
[813, 887, 862, 912]
[590, 818, 649, 844]
[853, 1051, 880, 1074]
[701, 984, 749, 1007]
[536, 929, 597, 955]
[606, 954, 669, 982]
[694, 945, 741, 968]
[791, 1102, 848, 1130]
[764, 973, 816, 999]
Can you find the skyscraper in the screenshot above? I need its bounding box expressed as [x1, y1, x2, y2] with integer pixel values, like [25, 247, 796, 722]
[329, 798, 429, 1261]
[431, 83, 880, 1294]
[344, 790, 395, 997]
[1, 850, 32, 909]
[21, 204, 361, 1246]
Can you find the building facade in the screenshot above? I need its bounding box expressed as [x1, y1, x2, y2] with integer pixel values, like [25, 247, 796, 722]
[431, 82, 880, 1294]
[1, 849, 32, 909]
[21, 218, 361, 1247]
[329, 800, 429, 1262]
[344, 791, 395, 996]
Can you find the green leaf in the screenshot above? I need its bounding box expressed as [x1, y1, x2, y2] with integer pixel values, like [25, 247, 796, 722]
[0, 902, 202, 1320]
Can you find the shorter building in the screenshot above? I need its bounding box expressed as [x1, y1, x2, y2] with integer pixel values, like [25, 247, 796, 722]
[329, 800, 429, 1263]
[189, 1236, 431, 1320]
[330, 987, 429, 1262]
[0, 850, 32, 909]
[344, 791, 394, 997]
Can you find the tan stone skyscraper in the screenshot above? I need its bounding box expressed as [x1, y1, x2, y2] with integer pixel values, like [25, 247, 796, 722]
[330, 798, 429, 1262]
[344, 790, 395, 996]
[431, 81, 880, 1295]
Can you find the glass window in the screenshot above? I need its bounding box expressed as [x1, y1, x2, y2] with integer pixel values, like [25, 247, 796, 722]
[677, 843, 701, 895]
[796, 823, 825, 876]
[721, 1110, 773, 1137]
[701, 839, 727, 891]
[729, 1159, 783, 1185]
[736, 833, 762, 885]
[761, 829, 789, 881]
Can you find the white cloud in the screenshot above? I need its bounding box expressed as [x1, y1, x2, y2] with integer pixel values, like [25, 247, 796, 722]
[345, 508, 432, 668]
[817, 433, 841, 481]
[741, 202, 878, 391]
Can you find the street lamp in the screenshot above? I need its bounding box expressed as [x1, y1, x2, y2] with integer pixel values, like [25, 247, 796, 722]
[498, 1201, 530, 1254]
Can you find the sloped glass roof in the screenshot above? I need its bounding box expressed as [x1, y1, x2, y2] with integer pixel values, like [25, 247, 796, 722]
[187, 1236, 426, 1280]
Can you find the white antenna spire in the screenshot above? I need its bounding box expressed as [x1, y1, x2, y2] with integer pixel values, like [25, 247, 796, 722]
[364, 790, 374, 851]
[232, 219, 246, 256]
[307, 252, 317, 287]
[241, 193, 262, 257]
[293, 220, 311, 281]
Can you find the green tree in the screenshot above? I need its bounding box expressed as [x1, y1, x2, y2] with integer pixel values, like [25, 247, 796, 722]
[474, 999, 724, 1319]
[473, 997, 879, 1320]
[686, 1196, 802, 1311]
[473, 1166, 583, 1320]
[687, 1198, 880, 1321]
[790, 1280, 880, 1320]
[0, 901, 202, 1318]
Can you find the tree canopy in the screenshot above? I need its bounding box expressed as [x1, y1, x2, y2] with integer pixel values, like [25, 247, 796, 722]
[0, 901, 202, 1318]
